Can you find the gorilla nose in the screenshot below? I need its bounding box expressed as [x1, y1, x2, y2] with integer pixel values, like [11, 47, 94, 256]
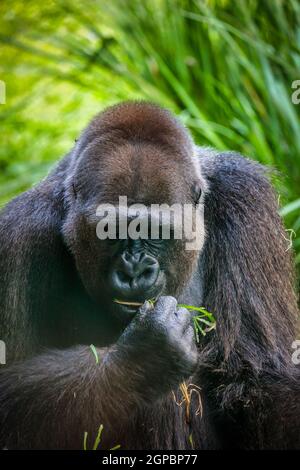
[111, 252, 160, 295]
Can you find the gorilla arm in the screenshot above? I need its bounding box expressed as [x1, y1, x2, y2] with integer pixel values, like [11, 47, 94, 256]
[0, 299, 197, 450]
[198, 151, 300, 449]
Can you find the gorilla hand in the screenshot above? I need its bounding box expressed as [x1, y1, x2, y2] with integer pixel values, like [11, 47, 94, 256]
[115, 296, 198, 400]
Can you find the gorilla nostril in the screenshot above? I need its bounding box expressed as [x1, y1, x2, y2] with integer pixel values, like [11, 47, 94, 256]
[144, 267, 153, 279]
[112, 253, 160, 294]
[116, 270, 130, 284]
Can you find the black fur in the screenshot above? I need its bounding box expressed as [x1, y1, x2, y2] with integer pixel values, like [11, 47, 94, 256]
[0, 102, 299, 449]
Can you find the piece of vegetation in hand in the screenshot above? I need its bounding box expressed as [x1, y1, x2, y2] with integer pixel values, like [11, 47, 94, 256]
[178, 304, 216, 343]
[113, 299, 216, 343]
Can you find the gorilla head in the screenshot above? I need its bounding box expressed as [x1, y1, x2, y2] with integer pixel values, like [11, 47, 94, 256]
[62, 102, 206, 323]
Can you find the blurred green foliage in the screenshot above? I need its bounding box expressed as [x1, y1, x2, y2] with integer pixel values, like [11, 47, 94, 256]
[0, 0, 300, 270]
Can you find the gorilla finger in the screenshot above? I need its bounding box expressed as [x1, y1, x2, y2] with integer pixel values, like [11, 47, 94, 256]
[154, 296, 177, 321]
[139, 301, 153, 319]
[175, 307, 192, 331]
[183, 324, 198, 345]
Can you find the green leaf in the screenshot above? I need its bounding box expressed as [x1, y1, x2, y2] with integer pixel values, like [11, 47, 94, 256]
[90, 344, 99, 364]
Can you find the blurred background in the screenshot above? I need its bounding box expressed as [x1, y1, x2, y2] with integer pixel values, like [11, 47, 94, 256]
[0, 0, 300, 277]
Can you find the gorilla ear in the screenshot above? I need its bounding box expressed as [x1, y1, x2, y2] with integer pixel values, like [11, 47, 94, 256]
[191, 182, 202, 206]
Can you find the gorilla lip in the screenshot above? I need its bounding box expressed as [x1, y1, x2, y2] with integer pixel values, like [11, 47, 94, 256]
[113, 299, 148, 316]
[113, 299, 142, 320]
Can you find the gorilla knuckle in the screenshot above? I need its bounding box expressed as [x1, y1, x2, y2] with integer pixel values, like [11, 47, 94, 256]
[155, 296, 177, 312]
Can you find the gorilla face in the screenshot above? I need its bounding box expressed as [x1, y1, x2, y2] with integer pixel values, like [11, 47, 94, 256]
[62, 104, 206, 325]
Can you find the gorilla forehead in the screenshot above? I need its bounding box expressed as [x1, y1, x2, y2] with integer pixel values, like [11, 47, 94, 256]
[73, 102, 199, 205]
[77, 140, 194, 206]
[81, 101, 194, 151]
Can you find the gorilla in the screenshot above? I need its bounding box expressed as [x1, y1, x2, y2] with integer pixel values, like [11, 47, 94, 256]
[0, 101, 299, 450]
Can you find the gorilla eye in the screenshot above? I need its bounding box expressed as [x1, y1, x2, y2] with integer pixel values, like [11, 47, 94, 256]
[192, 183, 202, 206]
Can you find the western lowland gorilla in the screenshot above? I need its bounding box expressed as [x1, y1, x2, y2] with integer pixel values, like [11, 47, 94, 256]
[0, 101, 299, 450]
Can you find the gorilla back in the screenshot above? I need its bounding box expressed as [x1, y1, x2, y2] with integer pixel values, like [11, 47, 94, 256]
[0, 101, 299, 449]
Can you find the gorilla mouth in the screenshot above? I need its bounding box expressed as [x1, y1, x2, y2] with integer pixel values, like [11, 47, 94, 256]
[113, 299, 145, 315]
[113, 298, 153, 322]
[112, 299, 145, 325]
